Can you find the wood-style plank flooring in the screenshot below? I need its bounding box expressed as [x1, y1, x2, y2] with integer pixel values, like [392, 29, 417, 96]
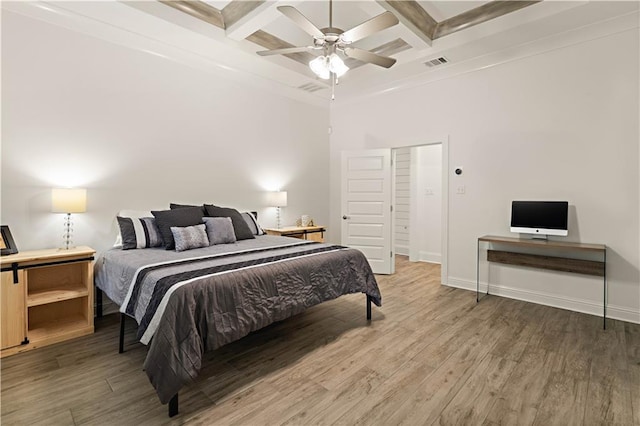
[2, 256, 639, 425]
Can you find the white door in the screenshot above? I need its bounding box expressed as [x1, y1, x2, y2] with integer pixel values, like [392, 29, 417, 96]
[341, 149, 394, 274]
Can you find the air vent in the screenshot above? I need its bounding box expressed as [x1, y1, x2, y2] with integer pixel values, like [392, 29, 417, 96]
[424, 56, 449, 68]
[298, 82, 326, 93]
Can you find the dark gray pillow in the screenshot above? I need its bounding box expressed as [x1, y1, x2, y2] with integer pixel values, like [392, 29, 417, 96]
[116, 216, 163, 249]
[152, 207, 204, 250]
[203, 217, 237, 244]
[171, 224, 209, 252]
[169, 203, 207, 216]
[204, 204, 255, 241]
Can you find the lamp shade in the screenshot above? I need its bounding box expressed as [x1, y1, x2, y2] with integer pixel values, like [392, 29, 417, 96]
[268, 191, 288, 207]
[52, 188, 87, 213]
[309, 56, 330, 80]
[328, 53, 349, 77]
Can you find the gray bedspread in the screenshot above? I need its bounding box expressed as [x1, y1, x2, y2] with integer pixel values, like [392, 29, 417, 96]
[95, 235, 381, 404]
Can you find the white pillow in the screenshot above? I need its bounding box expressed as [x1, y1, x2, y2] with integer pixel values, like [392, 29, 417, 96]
[113, 210, 154, 247]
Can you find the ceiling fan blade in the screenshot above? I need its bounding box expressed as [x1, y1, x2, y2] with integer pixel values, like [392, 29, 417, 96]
[277, 6, 324, 38]
[340, 11, 399, 43]
[344, 47, 397, 68]
[257, 46, 314, 56]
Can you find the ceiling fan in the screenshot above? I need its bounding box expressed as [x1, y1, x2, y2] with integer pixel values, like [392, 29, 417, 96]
[257, 0, 399, 81]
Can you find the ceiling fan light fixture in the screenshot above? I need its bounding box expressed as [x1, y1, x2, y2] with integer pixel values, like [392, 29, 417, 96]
[309, 56, 331, 80]
[328, 53, 349, 77]
[309, 53, 348, 80]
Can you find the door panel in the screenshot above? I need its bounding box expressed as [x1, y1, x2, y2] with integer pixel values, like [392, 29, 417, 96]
[348, 201, 384, 216]
[348, 179, 384, 193]
[1, 270, 27, 350]
[350, 245, 385, 260]
[341, 149, 393, 274]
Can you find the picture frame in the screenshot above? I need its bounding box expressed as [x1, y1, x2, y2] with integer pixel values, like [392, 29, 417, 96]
[0, 225, 19, 256]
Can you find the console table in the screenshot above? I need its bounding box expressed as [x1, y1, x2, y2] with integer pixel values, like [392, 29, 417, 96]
[476, 235, 607, 329]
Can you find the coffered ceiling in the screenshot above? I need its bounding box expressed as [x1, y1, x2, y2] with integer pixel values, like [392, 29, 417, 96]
[3, 1, 638, 104]
[151, 0, 541, 70]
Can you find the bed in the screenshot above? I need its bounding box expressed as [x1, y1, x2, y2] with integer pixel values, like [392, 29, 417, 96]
[95, 233, 381, 416]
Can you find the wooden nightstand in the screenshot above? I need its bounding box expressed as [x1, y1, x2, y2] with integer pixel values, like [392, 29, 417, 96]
[264, 226, 326, 242]
[0, 246, 95, 357]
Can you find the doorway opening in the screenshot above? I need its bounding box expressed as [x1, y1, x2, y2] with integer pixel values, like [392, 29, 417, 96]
[340, 140, 448, 282]
[392, 141, 447, 283]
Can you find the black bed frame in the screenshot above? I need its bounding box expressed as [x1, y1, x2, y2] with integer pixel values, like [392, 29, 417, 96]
[97, 290, 373, 417]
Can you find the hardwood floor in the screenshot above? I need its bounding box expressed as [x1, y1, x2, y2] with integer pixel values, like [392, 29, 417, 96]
[2, 256, 639, 425]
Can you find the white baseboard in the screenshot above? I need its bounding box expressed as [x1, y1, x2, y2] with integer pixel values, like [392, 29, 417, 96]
[446, 277, 640, 325]
[419, 251, 441, 264]
[397, 250, 441, 264]
[395, 245, 409, 256]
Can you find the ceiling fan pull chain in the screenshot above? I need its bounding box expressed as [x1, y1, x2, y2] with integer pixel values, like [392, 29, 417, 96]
[331, 73, 335, 100]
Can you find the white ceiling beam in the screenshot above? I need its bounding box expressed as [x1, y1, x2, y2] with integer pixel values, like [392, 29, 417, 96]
[225, 0, 302, 41]
[353, 0, 431, 49]
[350, 1, 432, 59]
[430, 1, 587, 53]
[375, 0, 433, 46]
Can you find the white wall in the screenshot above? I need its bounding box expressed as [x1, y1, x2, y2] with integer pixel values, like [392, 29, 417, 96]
[1, 11, 330, 255]
[329, 27, 640, 323]
[412, 144, 442, 264]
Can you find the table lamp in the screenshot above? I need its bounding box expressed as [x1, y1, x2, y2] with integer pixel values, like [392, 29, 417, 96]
[52, 188, 86, 250]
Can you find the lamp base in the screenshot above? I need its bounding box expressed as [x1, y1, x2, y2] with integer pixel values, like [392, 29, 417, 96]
[276, 207, 282, 229]
[60, 213, 76, 251]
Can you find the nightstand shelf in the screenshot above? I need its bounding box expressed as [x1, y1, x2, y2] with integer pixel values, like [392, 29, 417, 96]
[0, 246, 95, 357]
[28, 313, 91, 342]
[27, 286, 89, 307]
[264, 226, 326, 242]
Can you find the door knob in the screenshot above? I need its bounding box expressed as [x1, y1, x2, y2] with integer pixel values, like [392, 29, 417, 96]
[342, 215, 349, 220]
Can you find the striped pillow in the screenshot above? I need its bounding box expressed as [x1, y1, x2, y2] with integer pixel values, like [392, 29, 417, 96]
[171, 224, 209, 252]
[242, 212, 265, 235]
[116, 217, 163, 249]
